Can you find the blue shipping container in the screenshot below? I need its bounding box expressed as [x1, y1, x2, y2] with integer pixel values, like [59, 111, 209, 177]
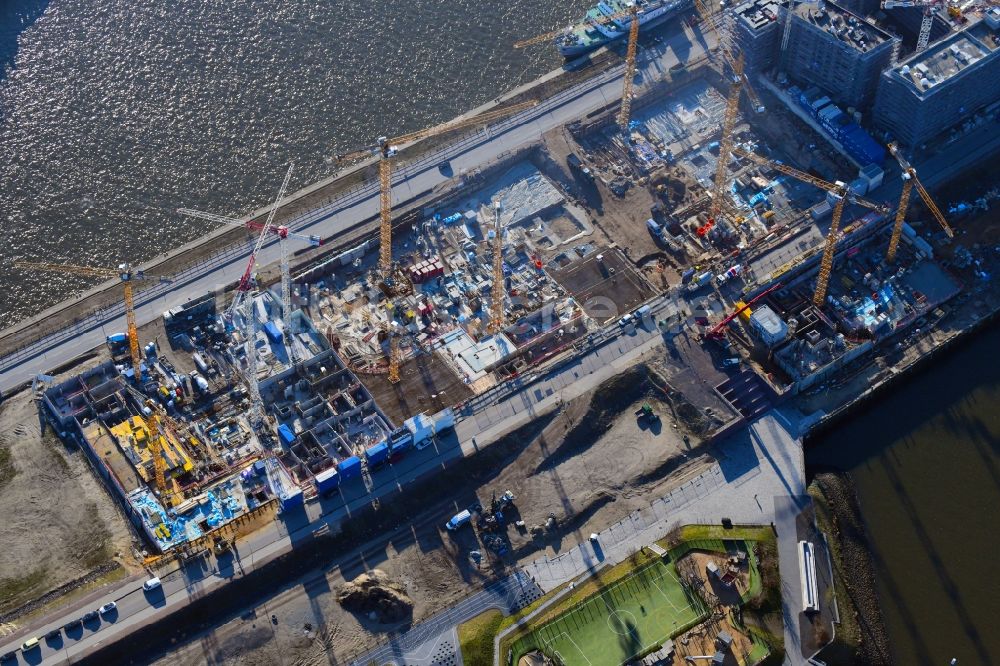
[315, 467, 340, 493]
[841, 126, 885, 165]
[280, 487, 304, 511]
[338, 456, 362, 480]
[365, 441, 390, 466]
[263, 320, 283, 343]
[277, 423, 296, 446]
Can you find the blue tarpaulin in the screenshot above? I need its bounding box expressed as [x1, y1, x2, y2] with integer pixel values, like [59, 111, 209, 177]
[263, 320, 283, 343]
[277, 423, 296, 445]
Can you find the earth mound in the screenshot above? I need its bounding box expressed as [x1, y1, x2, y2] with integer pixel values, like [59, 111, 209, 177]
[336, 568, 413, 623]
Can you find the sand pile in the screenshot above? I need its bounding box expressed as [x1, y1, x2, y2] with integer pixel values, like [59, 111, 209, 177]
[336, 569, 413, 624]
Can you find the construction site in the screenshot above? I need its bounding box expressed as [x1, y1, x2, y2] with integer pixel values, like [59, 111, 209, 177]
[3, 0, 995, 570]
[2, 0, 1000, 663]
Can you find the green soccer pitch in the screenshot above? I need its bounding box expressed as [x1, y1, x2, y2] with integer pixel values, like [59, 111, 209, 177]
[511, 558, 709, 665]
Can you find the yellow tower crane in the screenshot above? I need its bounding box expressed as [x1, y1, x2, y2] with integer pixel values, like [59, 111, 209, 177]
[617, 3, 642, 132]
[885, 142, 954, 263]
[731, 147, 887, 306]
[117, 378, 178, 505]
[13, 261, 169, 379]
[689, 0, 766, 230]
[708, 52, 745, 230]
[337, 101, 536, 383]
[336, 101, 538, 282]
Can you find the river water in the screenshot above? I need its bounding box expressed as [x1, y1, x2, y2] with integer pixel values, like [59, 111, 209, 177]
[0, 0, 591, 330]
[808, 323, 1000, 666]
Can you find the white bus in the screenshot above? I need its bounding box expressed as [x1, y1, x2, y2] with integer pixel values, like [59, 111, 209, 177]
[799, 540, 819, 614]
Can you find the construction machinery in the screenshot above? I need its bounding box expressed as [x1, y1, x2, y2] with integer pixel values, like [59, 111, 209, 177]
[882, 0, 944, 52]
[885, 142, 954, 262]
[13, 261, 170, 379]
[635, 402, 660, 422]
[176, 205, 323, 344]
[489, 200, 505, 334]
[703, 282, 782, 339]
[116, 378, 178, 505]
[335, 101, 538, 283]
[617, 2, 642, 131]
[731, 146, 886, 306]
[336, 102, 536, 383]
[689, 0, 766, 232]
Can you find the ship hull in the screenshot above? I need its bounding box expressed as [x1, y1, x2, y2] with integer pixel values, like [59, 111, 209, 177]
[557, 1, 690, 58]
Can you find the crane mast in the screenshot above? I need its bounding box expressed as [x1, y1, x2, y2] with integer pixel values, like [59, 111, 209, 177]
[813, 189, 847, 307]
[13, 261, 167, 380]
[885, 142, 953, 262]
[490, 201, 505, 333]
[709, 53, 745, 227]
[617, 3, 642, 132]
[887, 175, 914, 263]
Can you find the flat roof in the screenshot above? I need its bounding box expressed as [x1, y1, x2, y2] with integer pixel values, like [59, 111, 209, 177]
[734, 0, 782, 32]
[890, 18, 999, 95]
[794, 0, 893, 51]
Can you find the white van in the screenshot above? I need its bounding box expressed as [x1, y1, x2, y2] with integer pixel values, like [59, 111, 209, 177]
[142, 577, 162, 591]
[446, 510, 472, 531]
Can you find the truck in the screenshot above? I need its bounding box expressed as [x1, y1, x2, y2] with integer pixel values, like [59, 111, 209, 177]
[567, 153, 594, 181]
[106, 333, 128, 353]
[446, 509, 472, 531]
[686, 271, 713, 292]
[646, 218, 666, 241]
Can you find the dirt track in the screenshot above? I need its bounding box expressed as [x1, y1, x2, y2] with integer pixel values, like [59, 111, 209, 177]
[0, 353, 140, 625]
[144, 365, 717, 666]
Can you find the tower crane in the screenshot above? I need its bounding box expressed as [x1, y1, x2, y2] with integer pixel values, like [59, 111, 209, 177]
[335, 101, 538, 284]
[13, 261, 170, 379]
[885, 142, 954, 262]
[337, 102, 535, 383]
[227, 164, 295, 430]
[731, 146, 887, 306]
[489, 200, 505, 334]
[618, 3, 642, 131]
[883, 0, 941, 52]
[116, 377, 177, 505]
[176, 204, 324, 358]
[689, 0, 766, 231]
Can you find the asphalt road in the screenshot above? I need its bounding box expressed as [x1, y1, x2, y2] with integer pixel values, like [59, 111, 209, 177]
[0, 22, 717, 395]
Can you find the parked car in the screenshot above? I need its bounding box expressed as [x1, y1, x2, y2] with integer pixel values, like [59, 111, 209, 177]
[98, 602, 117, 615]
[82, 610, 99, 622]
[45, 628, 61, 640]
[63, 618, 82, 632]
[143, 577, 162, 591]
[1, 651, 18, 663]
[20, 637, 40, 652]
[722, 357, 741, 368]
